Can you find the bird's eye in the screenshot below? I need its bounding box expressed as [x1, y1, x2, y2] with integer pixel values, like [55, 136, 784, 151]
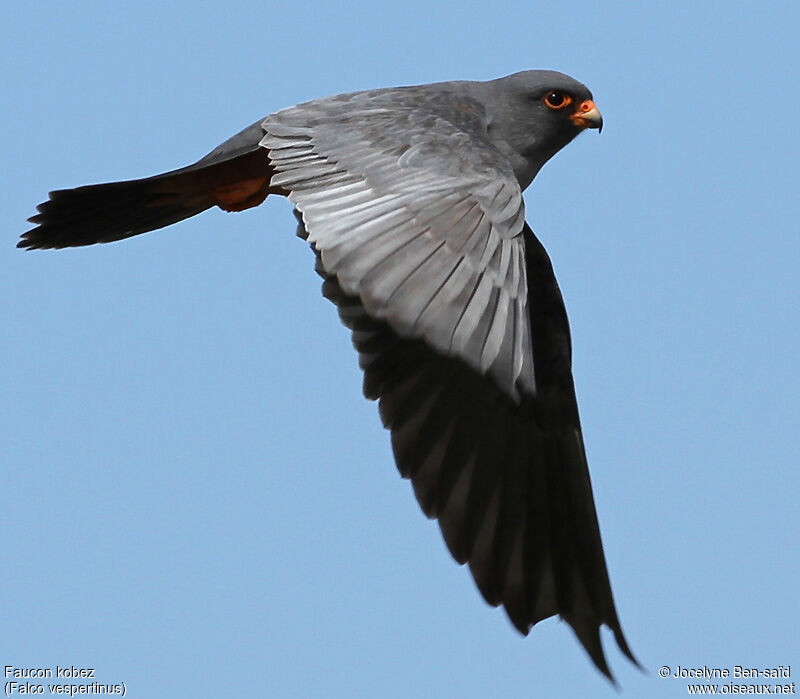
[544, 91, 572, 110]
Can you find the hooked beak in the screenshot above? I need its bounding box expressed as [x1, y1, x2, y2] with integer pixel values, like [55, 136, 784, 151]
[571, 100, 603, 132]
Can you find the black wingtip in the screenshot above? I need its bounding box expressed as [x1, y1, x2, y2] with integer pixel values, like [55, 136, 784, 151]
[614, 626, 645, 673]
[567, 615, 646, 686]
[573, 623, 617, 685]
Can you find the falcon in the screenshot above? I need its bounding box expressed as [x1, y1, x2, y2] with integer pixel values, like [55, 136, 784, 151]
[20, 70, 638, 680]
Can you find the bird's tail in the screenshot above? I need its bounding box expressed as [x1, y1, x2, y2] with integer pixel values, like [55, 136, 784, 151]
[19, 120, 276, 250]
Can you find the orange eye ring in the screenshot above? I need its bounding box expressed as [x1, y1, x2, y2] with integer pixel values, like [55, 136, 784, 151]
[544, 91, 573, 110]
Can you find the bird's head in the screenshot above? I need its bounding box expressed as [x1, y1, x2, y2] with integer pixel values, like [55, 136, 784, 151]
[482, 70, 603, 190]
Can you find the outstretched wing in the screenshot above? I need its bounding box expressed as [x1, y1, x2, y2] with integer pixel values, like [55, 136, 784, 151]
[267, 88, 636, 678]
[262, 87, 533, 402]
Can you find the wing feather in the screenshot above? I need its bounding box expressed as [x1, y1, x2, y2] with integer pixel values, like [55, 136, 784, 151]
[280, 83, 637, 679]
[262, 89, 532, 401]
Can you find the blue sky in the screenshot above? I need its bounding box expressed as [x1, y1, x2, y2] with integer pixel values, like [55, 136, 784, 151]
[2, 2, 798, 697]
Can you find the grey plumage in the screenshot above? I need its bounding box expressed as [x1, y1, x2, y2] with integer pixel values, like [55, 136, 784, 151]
[19, 70, 636, 681]
[263, 85, 532, 400]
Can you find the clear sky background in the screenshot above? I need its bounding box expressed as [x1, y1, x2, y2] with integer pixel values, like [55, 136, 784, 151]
[2, 2, 798, 697]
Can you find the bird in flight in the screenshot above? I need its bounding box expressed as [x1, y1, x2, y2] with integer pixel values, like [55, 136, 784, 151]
[20, 70, 638, 681]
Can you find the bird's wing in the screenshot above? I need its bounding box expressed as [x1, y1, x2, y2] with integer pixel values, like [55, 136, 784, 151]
[269, 90, 636, 678]
[261, 88, 533, 401]
[299, 215, 636, 680]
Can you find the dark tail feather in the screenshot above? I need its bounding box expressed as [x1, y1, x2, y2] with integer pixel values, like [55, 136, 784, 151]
[19, 120, 277, 250]
[19, 178, 213, 249]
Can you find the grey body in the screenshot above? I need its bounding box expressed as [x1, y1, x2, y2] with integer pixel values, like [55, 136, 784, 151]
[20, 71, 636, 680]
